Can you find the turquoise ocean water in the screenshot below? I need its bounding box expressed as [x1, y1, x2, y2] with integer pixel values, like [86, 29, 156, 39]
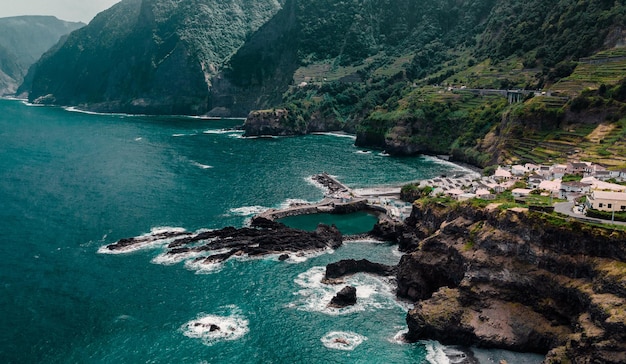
[0, 99, 541, 363]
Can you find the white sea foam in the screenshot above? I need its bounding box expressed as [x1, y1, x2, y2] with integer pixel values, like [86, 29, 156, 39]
[305, 175, 330, 195]
[278, 198, 313, 210]
[228, 205, 268, 216]
[151, 250, 206, 266]
[203, 129, 242, 135]
[97, 226, 190, 255]
[289, 266, 399, 315]
[355, 150, 372, 155]
[391, 246, 404, 257]
[21, 101, 45, 107]
[378, 151, 391, 157]
[389, 328, 410, 344]
[320, 331, 367, 351]
[184, 258, 224, 274]
[172, 133, 186, 137]
[423, 155, 480, 178]
[283, 248, 334, 264]
[134, 137, 143, 141]
[424, 340, 451, 364]
[63, 106, 145, 117]
[191, 161, 213, 169]
[312, 132, 357, 140]
[182, 307, 249, 346]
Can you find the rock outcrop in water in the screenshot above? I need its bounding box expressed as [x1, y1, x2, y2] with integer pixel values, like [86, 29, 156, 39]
[103, 219, 342, 264]
[328, 286, 357, 308]
[391, 200, 626, 363]
[324, 259, 396, 281]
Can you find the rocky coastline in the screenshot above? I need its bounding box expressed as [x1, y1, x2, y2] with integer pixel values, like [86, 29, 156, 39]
[102, 178, 626, 363]
[375, 200, 626, 363]
[242, 110, 452, 158]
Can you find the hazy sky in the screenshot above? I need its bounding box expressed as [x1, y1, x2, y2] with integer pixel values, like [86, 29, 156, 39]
[0, 0, 121, 23]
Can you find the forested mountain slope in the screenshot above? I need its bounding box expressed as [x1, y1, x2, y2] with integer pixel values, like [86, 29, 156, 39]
[21, 0, 626, 167]
[0, 16, 84, 95]
[23, 0, 283, 114]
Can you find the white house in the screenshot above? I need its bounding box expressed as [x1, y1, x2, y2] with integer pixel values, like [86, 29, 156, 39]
[551, 164, 569, 179]
[475, 188, 495, 200]
[528, 174, 545, 189]
[525, 163, 540, 173]
[494, 167, 512, 181]
[580, 177, 626, 192]
[539, 179, 562, 197]
[560, 181, 591, 199]
[511, 165, 526, 176]
[570, 162, 592, 175]
[586, 191, 626, 212]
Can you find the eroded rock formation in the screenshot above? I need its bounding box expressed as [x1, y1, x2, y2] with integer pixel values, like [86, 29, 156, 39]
[394, 201, 626, 363]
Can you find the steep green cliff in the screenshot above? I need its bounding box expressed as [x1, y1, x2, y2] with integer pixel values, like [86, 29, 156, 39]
[0, 16, 84, 95]
[24, 0, 283, 114]
[20, 0, 626, 166]
[231, 0, 625, 166]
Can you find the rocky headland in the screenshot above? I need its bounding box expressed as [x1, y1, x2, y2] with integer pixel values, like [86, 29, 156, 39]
[381, 200, 626, 363]
[103, 183, 626, 362]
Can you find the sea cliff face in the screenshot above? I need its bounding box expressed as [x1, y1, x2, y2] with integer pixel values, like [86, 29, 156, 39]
[392, 201, 626, 363]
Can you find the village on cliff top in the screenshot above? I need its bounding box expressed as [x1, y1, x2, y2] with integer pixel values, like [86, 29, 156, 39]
[416, 161, 626, 222]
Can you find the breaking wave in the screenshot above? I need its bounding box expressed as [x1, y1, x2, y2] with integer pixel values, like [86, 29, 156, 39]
[181, 306, 249, 346]
[288, 266, 399, 315]
[320, 331, 367, 351]
[97, 226, 190, 254]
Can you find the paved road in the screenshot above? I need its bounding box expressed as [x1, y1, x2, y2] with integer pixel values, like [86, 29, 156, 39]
[554, 202, 626, 226]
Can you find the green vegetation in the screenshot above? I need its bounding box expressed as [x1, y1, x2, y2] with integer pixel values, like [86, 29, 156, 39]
[400, 185, 433, 203]
[20, 0, 626, 167]
[563, 174, 583, 182]
[586, 209, 626, 223]
[262, 0, 626, 166]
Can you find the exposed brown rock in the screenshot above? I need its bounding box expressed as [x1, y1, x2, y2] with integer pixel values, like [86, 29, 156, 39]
[395, 202, 626, 363]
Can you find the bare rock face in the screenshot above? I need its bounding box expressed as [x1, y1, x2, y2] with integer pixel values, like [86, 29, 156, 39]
[395, 202, 626, 363]
[328, 286, 357, 308]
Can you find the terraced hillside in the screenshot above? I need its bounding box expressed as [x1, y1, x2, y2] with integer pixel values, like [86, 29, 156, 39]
[552, 48, 626, 96]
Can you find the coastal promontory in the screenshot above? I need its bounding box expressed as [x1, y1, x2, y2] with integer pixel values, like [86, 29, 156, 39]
[387, 199, 626, 363]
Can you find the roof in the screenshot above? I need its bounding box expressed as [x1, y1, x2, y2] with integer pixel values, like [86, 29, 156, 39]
[494, 168, 512, 177]
[581, 177, 626, 192]
[590, 191, 626, 201]
[561, 181, 591, 188]
[539, 180, 562, 191]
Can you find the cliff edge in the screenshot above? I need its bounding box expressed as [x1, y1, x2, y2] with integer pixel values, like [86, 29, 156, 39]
[392, 201, 626, 363]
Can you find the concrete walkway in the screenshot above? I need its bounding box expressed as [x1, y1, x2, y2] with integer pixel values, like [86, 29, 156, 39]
[554, 202, 626, 227]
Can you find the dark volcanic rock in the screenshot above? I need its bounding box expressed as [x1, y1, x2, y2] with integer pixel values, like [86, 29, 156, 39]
[325, 259, 395, 280]
[393, 202, 626, 363]
[104, 222, 343, 264]
[328, 286, 357, 308]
